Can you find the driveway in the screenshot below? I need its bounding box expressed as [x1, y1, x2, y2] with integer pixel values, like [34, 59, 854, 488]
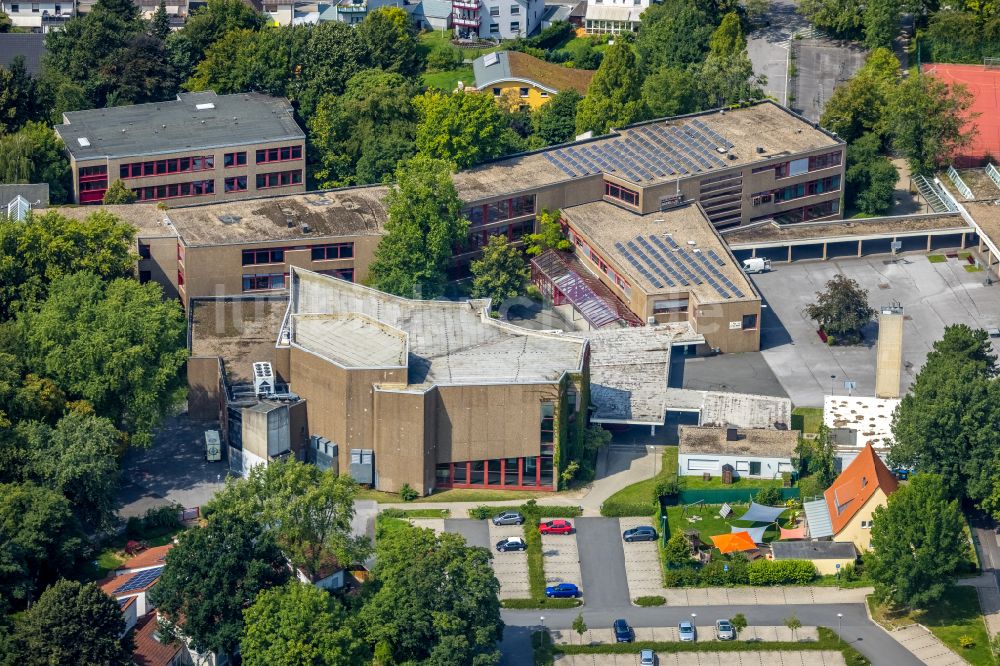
[489, 521, 531, 599]
[445, 518, 490, 550]
[576, 518, 630, 608]
[747, 0, 811, 104]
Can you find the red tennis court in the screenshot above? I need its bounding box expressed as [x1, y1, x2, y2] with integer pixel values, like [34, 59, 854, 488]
[922, 63, 1000, 167]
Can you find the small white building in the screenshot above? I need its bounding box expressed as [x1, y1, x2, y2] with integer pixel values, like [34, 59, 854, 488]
[0, 0, 73, 32]
[678, 425, 799, 480]
[583, 0, 650, 34]
[823, 394, 899, 467]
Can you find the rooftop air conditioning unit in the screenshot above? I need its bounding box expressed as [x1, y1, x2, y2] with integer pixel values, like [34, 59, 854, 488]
[253, 362, 275, 397]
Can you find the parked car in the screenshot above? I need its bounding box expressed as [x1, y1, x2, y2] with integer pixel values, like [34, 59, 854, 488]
[492, 511, 524, 526]
[715, 619, 735, 640]
[495, 537, 527, 552]
[544, 583, 580, 598]
[613, 618, 634, 643]
[622, 526, 658, 542]
[539, 519, 573, 535]
[678, 621, 696, 642]
[640, 649, 656, 665]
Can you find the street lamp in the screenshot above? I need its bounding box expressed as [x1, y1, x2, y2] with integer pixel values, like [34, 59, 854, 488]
[691, 613, 697, 623]
[837, 613, 843, 643]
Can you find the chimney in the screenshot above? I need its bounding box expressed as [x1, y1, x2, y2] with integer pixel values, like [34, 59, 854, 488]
[726, 427, 738, 441]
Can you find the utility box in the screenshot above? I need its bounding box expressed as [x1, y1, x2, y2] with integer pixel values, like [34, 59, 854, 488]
[204, 430, 222, 462]
[350, 449, 374, 485]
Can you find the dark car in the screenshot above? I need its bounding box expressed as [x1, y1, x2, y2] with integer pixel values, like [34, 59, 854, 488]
[539, 519, 573, 535]
[492, 511, 525, 526]
[622, 526, 658, 542]
[544, 583, 580, 598]
[495, 537, 527, 552]
[613, 618, 634, 643]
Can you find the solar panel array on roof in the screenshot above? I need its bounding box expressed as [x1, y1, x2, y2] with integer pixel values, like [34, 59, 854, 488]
[113, 566, 164, 594]
[546, 117, 735, 182]
[616, 233, 745, 300]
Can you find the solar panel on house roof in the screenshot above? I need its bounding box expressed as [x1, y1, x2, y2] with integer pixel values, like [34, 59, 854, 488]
[113, 566, 164, 594]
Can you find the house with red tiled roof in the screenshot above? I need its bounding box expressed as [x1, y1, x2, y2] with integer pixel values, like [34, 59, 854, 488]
[802, 442, 899, 551]
[115, 544, 173, 576]
[99, 544, 173, 632]
[132, 613, 190, 666]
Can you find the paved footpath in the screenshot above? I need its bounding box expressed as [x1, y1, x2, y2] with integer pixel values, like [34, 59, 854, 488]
[663, 586, 872, 606]
[555, 651, 847, 666]
[887, 625, 969, 666]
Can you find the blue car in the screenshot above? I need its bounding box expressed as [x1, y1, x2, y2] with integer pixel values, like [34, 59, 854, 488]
[545, 583, 580, 598]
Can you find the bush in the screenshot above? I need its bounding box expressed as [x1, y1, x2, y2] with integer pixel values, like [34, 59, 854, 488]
[501, 597, 581, 609]
[399, 483, 419, 502]
[427, 47, 461, 71]
[381, 508, 406, 518]
[634, 595, 666, 606]
[654, 478, 680, 503]
[125, 516, 143, 539]
[662, 566, 701, 587]
[601, 499, 655, 517]
[470, 505, 494, 520]
[747, 559, 817, 585]
[959, 634, 975, 649]
[755, 487, 783, 506]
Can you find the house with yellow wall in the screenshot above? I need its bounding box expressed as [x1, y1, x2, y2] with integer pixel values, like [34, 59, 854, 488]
[472, 51, 595, 110]
[802, 442, 899, 551]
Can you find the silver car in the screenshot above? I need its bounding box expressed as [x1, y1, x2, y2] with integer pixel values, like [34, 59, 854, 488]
[640, 649, 655, 665]
[715, 619, 735, 640]
[491, 511, 524, 526]
[678, 621, 696, 642]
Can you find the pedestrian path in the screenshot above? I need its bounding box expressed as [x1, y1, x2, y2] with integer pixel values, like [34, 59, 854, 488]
[890, 625, 969, 666]
[959, 573, 1000, 635]
[662, 586, 872, 607]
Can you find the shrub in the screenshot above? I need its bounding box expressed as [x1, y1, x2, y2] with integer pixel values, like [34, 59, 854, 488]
[747, 559, 817, 585]
[634, 595, 666, 606]
[662, 566, 701, 587]
[755, 487, 783, 506]
[470, 505, 494, 520]
[959, 635, 975, 649]
[427, 47, 461, 71]
[381, 508, 406, 518]
[144, 503, 183, 530]
[125, 516, 143, 539]
[601, 499, 654, 517]
[654, 478, 680, 503]
[399, 483, 419, 502]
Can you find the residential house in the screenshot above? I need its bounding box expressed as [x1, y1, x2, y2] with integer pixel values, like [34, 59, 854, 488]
[472, 50, 595, 109]
[132, 613, 191, 666]
[583, 0, 649, 34]
[453, 0, 544, 40]
[677, 425, 798, 480]
[407, 0, 451, 31]
[99, 545, 173, 632]
[0, 0, 72, 31]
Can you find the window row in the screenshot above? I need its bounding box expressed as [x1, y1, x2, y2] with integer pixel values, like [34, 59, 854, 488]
[771, 199, 840, 224]
[604, 180, 639, 206]
[256, 145, 303, 165]
[242, 273, 286, 292]
[120, 155, 214, 179]
[224, 152, 247, 168]
[79, 165, 107, 181]
[256, 169, 303, 190]
[753, 151, 843, 179]
[434, 456, 555, 490]
[241, 242, 355, 266]
[752, 175, 841, 205]
[465, 194, 535, 226]
[568, 227, 632, 298]
[465, 220, 534, 251]
[133, 179, 215, 202]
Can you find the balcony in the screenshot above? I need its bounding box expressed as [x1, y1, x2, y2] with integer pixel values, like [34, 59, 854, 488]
[452, 0, 478, 10]
[453, 14, 480, 27]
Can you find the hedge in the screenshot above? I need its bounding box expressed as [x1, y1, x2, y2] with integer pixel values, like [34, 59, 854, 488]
[634, 595, 666, 606]
[468, 503, 583, 520]
[600, 499, 655, 517]
[663, 558, 817, 587]
[502, 597, 581, 609]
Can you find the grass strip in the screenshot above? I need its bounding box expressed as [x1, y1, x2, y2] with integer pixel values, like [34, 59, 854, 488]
[379, 508, 451, 519]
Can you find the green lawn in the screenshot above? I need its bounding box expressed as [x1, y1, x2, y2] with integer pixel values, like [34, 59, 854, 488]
[563, 36, 609, 59]
[927, 254, 947, 263]
[791, 406, 824, 433]
[418, 31, 500, 61]
[665, 504, 789, 546]
[422, 66, 474, 92]
[88, 525, 186, 581]
[868, 587, 991, 665]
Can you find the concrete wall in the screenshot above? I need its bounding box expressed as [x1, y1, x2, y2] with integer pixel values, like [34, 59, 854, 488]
[833, 488, 889, 552]
[372, 387, 437, 494]
[139, 235, 180, 299]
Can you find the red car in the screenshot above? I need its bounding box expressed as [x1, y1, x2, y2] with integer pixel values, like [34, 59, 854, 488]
[538, 519, 573, 535]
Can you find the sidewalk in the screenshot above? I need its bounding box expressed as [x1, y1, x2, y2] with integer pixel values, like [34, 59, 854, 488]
[889, 624, 969, 666]
[552, 625, 820, 645]
[959, 573, 1000, 635]
[663, 586, 873, 606]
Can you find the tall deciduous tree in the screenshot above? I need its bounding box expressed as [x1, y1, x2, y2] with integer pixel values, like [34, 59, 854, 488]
[470, 235, 530, 311]
[532, 89, 582, 146]
[889, 325, 1000, 515]
[299, 21, 372, 115]
[887, 73, 976, 175]
[359, 526, 503, 665]
[641, 66, 701, 119]
[242, 581, 367, 666]
[357, 7, 423, 78]
[415, 91, 520, 169]
[151, 512, 290, 658]
[18, 273, 187, 447]
[862, 0, 901, 48]
[13, 579, 132, 666]
[636, 0, 714, 71]
[845, 131, 898, 215]
[368, 156, 469, 298]
[866, 473, 966, 609]
[0, 57, 41, 134]
[576, 39, 643, 134]
[0, 122, 72, 204]
[804, 273, 875, 342]
[797, 0, 864, 37]
[795, 425, 837, 489]
[820, 48, 900, 142]
[166, 0, 267, 81]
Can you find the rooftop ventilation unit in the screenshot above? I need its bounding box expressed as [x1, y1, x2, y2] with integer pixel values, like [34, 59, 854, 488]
[196, 103, 216, 110]
[253, 362, 275, 397]
[77, 137, 91, 147]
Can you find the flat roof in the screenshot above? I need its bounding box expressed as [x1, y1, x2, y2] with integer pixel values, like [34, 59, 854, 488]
[965, 201, 1000, 249]
[770, 540, 856, 560]
[289, 268, 586, 386]
[0, 34, 45, 76]
[291, 313, 407, 368]
[189, 297, 288, 384]
[36, 203, 178, 238]
[722, 213, 967, 246]
[679, 425, 799, 457]
[823, 395, 899, 449]
[168, 187, 388, 246]
[938, 168, 1000, 202]
[473, 51, 595, 95]
[452, 101, 840, 201]
[0, 183, 49, 210]
[701, 391, 792, 429]
[55, 91, 305, 161]
[562, 201, 756, 303]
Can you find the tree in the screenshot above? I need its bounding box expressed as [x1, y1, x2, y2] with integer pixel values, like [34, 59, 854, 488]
[206, 460, 370, 582]
[0, 482, 89, 605]
[664, 532, 691, 567]
[470, 235, 530, 311]
[166, 0, 267, 81]
[0, 210, 135, 318]
[100, 33, 178, 106]
[641, 66, 701, 119]
[730, 613, 748, 638]
[0, 122, 72, 204]
[887, 73, 976, 175]
[242, 581, 366, 666]
[524, 209, 571, 256]
[804, 273, 875, 342]
[102, 179, 137, 205]
[698, 51, 766, 108]
[184, 26, 309, 99]
[863, 0, 901, 48]
[820, 48, 900, 143]
[18, 273, 187, 447]
[0, 10, 11, 32]
[572, 612, 588, 637]
[151, 512, 290, 658]
[576, 40, 643, 134]
[368, 156, 469, 299]
[415, 91, 520, 169]
[309, 70, 418, 187]
[866, 473, 966, 609]
[19, 412, 122, 531]
[709, 12, 746, 58]
[845, 132, 898, 215]
[889, 326, 1000, 514]
[357, 7, 423, 78]
[151, 0, 171, 40]
[784, 614, 802, 640]
[797, 0, 864, 37]
[926, 11, 992, 65]
[299, 21, 372, 115]
[0, 57, 40, 134]
[532, 90, 582, 146]
[740, 0, 771, 24]
[12, 579, 132, 666]
[795, 425, 836, 489]
[636, 0, 714, 71]
[359, 526, 503, 665]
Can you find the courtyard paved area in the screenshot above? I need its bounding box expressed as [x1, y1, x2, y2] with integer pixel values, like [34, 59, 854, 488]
[750, 254, 1000, 407]
[889, 625, 967, 666]
[554, 651, 846, 665]
[747, 0, 811, 104]
[789, 38, 867, 122]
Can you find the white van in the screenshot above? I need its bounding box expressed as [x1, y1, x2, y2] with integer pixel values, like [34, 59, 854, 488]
[205, 430, 222, 462]
[742, 257, 772, 274]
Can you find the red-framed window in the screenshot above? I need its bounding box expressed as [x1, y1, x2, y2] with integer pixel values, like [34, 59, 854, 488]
[464, 194, 536, 226]
[78, 165, 108, 203]
[242, 273, 287, 291]
[224, 176, 247, 193]
[255, 145, 303, 165]
[604, 180, 639, 206]
[242, 248, 285, 266]
[808, 151, 842, 171]
[311, 243, 353, 261]
[434, 456, 555, 491]
[223, 152, 247, 168]
[256, 169, 302, 190]
[133, 179, 215, 202]
[79, 165, 107, 181]
[119, 156, 214, 179]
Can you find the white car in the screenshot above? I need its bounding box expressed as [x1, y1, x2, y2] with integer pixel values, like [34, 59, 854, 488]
[640, 649, 655, 665]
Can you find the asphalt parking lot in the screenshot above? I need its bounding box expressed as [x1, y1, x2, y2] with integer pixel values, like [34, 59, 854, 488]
[618, 517, 666, 602]
[747, 0, 810, 104]
[789, 38, 867, 122]
[750, 254, 1000, 406]
[489, 521, 531, 599]
[576, 518, 630, 608]
[542, 518, 583, 591]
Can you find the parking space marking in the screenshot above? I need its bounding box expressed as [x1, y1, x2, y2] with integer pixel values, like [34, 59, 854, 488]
[487, 522, 530, 599]
[619, 517, 667, 601]
[540, 516, 582, 590]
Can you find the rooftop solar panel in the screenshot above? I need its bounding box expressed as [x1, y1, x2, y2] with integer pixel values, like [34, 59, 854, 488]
[626, 241, 665, 289]
[113, 566, 164, 594]
[707, 249, 726, 266]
